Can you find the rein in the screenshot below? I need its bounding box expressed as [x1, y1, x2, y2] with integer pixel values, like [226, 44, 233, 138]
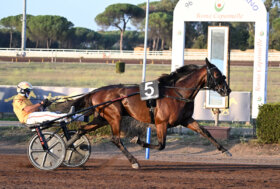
[159, 66, 219, 102]
[12, 93, 86, 102]
[162, 86, 194, 102]
[163, 94, 193, 102]
[49, 93, 87, 104]
[37, 92, 140, 126]
[163, 86, 209, 91]
[160, 85, 210, 103]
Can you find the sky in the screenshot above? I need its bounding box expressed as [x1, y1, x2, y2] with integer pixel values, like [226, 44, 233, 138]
[0, 0, 158, 31]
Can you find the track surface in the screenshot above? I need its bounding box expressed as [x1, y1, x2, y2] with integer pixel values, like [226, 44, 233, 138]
[0, 154, 279, 188]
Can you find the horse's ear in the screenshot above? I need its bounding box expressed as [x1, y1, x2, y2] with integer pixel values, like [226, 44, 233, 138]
[205, 58, 210, 67]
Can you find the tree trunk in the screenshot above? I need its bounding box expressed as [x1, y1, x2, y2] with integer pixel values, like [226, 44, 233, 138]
[120, 30, 123, 52]
[9, 31, 13, 48]
[46, 39, 52, 49]
[161, 39, 165, 50]
[155, 37, 160, 51]
[152, 38, 156, 51]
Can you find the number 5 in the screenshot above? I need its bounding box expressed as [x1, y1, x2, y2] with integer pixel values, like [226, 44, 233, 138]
[144, 82, 154, 97]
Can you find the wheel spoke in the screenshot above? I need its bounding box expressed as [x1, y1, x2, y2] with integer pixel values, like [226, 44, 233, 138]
[73, 140, 84, 148]
[40, 152, 48, 167]
[31, 149, 45, 153]
[34, 140, 40, 145]
[48, 141, 60, 150]
[48, 151, 60, 160]
[65, 150, 74, 164]
[45, 135, 54, 143]
[72, 149, 84, 158]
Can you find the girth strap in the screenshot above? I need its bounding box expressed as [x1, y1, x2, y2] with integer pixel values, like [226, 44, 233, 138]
[146, 99, 156, 124]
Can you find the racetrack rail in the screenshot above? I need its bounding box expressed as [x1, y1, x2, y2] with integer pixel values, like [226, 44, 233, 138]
[1, 56, 280, 67]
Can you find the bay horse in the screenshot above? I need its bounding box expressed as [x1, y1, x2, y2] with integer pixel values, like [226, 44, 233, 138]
[65, 58, 231, 169]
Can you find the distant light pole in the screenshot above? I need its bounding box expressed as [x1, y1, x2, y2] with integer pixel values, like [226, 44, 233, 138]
[21, 0, 26, 51]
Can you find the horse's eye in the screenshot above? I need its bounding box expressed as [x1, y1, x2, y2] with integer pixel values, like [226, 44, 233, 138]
[214, 72, 221, 77]
[216, 76, 226, 84]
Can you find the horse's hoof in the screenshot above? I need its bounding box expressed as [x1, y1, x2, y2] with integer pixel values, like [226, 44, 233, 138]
[130, 136, 139, 144]
[132, 163, 140, 169]
[223, 151, 232, 157]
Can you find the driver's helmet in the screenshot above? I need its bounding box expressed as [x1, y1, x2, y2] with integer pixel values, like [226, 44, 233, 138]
[17, 81, 33, 97]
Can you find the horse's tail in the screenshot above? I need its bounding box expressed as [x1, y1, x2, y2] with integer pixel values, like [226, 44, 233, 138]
[49, 92, 94, 113]
[71, 94, 92, 111]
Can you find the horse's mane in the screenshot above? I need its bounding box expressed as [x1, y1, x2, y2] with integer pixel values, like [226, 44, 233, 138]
[157, 64, 201, 86]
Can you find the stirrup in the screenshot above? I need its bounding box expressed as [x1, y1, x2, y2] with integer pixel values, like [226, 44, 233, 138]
[67, 106, 75, 122]
[68, 106, 75, 115]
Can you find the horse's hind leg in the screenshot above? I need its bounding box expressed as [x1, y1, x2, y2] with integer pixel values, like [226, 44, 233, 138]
[185, 119, 232, 156]
[111, 136, 140, 169]
[107, 116, 140, 169]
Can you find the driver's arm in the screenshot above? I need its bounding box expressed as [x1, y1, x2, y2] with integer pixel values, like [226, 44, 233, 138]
[23, 102, 43, 113]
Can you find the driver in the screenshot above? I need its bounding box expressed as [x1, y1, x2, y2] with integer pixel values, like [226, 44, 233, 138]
[13, 81, 84, 124]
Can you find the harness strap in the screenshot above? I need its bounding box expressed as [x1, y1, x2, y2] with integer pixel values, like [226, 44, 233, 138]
[149, 107, 155, 124]
[164, 95, 193, 102]
[146, 99, 156, 124]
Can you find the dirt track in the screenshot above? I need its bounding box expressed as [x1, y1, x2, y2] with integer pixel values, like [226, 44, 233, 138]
[0, 154, 279, 189]
[0, 139, 280, 189]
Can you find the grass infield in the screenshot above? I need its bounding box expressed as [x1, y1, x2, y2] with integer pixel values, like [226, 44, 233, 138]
[1, 62, 279, 103]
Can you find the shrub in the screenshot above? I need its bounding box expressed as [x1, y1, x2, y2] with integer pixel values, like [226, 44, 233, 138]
[90, 125, 111, 137]
[64, 116, 152, 138]
[116, 61, 125, 73]
[120, 116, 155, 139]
[256, 103, 280, 143]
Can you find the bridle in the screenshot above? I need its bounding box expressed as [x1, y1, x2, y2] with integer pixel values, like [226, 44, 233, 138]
[206, 65, 227, 94]
[162, 65, 227, 102]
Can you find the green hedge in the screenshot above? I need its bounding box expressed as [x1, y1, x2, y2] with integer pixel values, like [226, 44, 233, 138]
[256, 103, 280, 143]
[116, 61, 125, 73]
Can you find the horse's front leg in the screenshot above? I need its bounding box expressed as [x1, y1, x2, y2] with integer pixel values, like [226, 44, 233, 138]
[184, 118, 232, 156]
[132, 123, 167, 151]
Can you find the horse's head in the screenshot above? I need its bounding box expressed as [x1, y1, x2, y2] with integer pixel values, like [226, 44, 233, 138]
[205, 58, 231, 96]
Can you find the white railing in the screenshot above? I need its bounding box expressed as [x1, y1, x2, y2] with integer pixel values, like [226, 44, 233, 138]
[0, 48, 173, 60]
[0, 48, 279, 61]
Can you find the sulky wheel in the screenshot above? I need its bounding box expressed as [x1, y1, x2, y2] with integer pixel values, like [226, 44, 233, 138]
[27, 132, 66, 171]
[62, 130, 91, 167]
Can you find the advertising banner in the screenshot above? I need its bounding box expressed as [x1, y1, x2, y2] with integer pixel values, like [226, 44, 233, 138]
[193, 91, 251, 122]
